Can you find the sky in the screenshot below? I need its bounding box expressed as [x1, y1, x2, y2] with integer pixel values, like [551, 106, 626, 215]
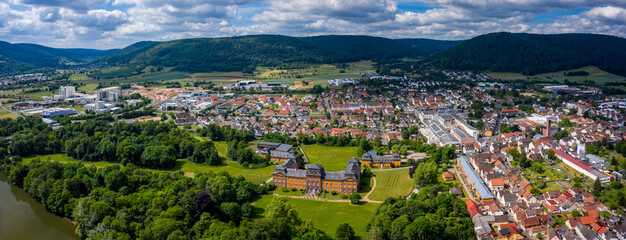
[0, 0, 625, 49]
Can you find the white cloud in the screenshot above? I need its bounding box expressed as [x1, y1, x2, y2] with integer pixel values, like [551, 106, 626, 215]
[534, 6, 626, 36]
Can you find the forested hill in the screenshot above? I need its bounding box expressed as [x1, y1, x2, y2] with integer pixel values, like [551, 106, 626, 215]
[0, 40, 119, 76]
[97, 35, 462, 72]
[428, 32, 626, 76]
[395, 38, 464, 55]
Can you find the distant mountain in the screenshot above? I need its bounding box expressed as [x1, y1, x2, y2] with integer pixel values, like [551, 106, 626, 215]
[0, 41, 119, 76]
[98, 35, 461, 73]
[428, 32, 626, 76]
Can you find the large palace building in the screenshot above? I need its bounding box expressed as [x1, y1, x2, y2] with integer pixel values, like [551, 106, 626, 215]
[272, 158, 361, 194]
[361, 151, 401, 167]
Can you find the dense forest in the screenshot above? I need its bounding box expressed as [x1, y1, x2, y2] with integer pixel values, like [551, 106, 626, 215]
[96, 35, 464, 73]
[0, 158, 340, 239]
[0, 40, 118, 75]
[429, 32, 626, 76]
[4, 118, 255, 169]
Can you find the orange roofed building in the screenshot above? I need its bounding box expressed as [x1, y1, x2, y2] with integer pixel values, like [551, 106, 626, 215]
[273, 158, 361, 194]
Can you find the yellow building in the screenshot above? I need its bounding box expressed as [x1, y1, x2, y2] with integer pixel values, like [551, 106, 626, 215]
[361, 151, 401, 168]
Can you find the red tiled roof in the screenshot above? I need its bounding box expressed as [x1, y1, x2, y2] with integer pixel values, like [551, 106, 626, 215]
[465, 199, 481, 217]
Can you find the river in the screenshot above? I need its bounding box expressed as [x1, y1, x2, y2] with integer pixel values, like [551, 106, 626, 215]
[0, 174, 80, 240]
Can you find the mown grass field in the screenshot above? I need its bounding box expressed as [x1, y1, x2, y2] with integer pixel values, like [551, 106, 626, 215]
[252, 195, 379, 238]
[300, 144, 360, 171]
[368, 168, 414, 201]
[21, 153, 275, 184]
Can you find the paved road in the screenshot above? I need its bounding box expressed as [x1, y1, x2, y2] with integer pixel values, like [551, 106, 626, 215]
[453, 165, 477, 202]
[299, 146, 310, 164]
[0, 104, 22, 118]
[361, 177, 383, 203]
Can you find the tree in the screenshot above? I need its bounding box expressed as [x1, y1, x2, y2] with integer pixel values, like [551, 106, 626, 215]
[594, 178, 603, 192]
[558, 118, 572, 127]
[547, 150, 556, 160]
[536, 232, 544, 240]
[586, 145, 599, 155]
[413, 161, 439, 187]
[335, 223, 356, 240]
[349, 192, 361, 204]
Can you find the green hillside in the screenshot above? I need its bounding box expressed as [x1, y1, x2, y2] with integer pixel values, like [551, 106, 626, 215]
[98, 35, 462, 73]
[428, 32, 626, 76]
[0, 40, 119, 76]
[395, 38, 464, 55]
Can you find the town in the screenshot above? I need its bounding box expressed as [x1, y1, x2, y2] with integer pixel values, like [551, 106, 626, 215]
[1, 67, 625, 240]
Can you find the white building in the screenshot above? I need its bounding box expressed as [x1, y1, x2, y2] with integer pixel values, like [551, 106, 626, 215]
[97, 87, 121, 102]
[42, 108, 77, 117]
[58, 86, 76, 100]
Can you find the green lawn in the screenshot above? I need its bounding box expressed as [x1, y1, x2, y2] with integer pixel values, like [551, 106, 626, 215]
[23, 154, 121, 168]
[176, 160, 274, 183]
[301, 145, 360, 171]
[213, 141, 229, 158]
[252, 195, 379, 238]
[22, 154, 274, 184]
[368, 169, 414, 201]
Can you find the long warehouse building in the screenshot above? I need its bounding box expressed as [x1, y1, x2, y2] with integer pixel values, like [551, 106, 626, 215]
[458, 156, 495, 202]
[550, 148, 610, 183]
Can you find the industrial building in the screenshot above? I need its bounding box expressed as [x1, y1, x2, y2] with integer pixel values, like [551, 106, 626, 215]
[418, 110, 478, 146]
[42, 108, 78, 118]
[457, 156, 495, 202]
[550, 148, 610, 183]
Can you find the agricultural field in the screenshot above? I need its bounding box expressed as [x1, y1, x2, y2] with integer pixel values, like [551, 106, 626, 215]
[368, 168, 414, 201]
[300, 144, 360, 171]
[0, 108, 18, 119]
[253, 195, 380, 238]
[253, 61, 375, 83]
[486, 66, 625, 85]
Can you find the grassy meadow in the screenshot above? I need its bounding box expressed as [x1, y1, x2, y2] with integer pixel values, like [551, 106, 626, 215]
[300, 144, 360, 171]
[368, 168, 414, 201]
[252, 195, 380, 238]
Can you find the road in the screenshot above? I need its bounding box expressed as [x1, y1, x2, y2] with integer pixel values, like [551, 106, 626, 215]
[0, 104, 22, 118]
[453, 165, 477, 203]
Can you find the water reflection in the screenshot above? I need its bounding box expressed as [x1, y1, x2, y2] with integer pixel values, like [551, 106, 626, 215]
[0, 174, 79, 240]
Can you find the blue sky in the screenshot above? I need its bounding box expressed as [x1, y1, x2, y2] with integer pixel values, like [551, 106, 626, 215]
[0, 0, 624, 49]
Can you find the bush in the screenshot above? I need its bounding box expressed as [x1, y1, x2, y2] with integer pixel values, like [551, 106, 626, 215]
[291, 188, 298, 192]
[331, 191, 337, 195]
[349, 193, 361, 204]
[281, 187, 290, 193]
[341, 194, 348, 199]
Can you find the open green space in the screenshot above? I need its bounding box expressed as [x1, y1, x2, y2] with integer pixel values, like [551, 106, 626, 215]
[301, 144, 360, 171]
[0, 108, 17, 119]
[368, 168, 414, 201]
[23, 154, 121, 168]
[22, 153, 274, 184]
[486, 66, 625, 85]
[253, 195, 379, 238]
